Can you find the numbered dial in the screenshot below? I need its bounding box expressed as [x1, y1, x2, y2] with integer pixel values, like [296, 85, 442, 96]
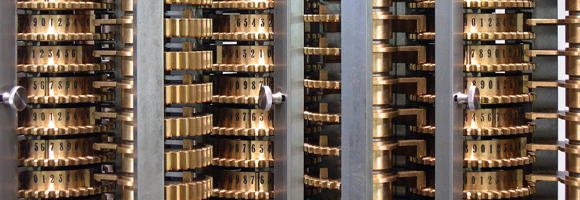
[214, 139, 273, 168]
[214, 14, 274, 41]
[18, 134, 111, 167]
[411, 13, 535, 41]
[210, 76, 273, 104]
[409, 0, 536, 9]
[414, 169, 534, 199]
[19, 76, 113, 104]
[216, 45, 273, 66]
[412, 75, 536, 104]
[18, 46, 99, 65]
[213, 107, 273, 131]
[18, 168, 114, 199]
[414, 107, 535, 136]
[18, 107, 113, 136]
[414, 137, 534, 168]
[213, 170, 273, 199]
[17, 15, 114, 41]
[415, 44, 535, 72]
[18, 15, 95, 34]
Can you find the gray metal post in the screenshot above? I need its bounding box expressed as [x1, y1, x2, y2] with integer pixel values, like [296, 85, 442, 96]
[341, 0, 374, 199]
[273, 0, 305, 199]
[434, 0, 464, 199]
[0, 0, 17, 199]
[133, 0, 165, 198]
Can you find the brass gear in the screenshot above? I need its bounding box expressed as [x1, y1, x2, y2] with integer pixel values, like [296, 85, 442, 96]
[19, 183, 115, 199]
[304, 47, 341, 56]
[304, 79, 341, 89]
[303, 143, 340, 156]
[410, 123, 537, 136]
[17, 1, 114, 10]
[18, 63, 114, 73]
[165, 176, 213, 200]
[212, 32, 274, 41]
[17, 33, 114, 41]
[304, 111, 341, 123]
[303, 174, 341, 190]
[165, 51, 213, 71]
[165, 83, 213, 104]
[164, 18, 212, 38]
[165, 144, 213, 171]
[303, 14, 341, 22]
[18, 124, 113, 136]
[165, 114, 213, 138]
[211, 1, 274, 9]
[211, 64, 274, 72]
[410, 63, 537, 72]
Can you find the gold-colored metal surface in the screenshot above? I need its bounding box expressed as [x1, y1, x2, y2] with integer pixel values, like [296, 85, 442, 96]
[303, 111, 341, 123]
[213, 139, 273, 168]
[213, 170, 273, 199]
[18, 135, 111, 167]
[210, 76, 272, 104]
[164, 18, 212, 38]
[165, 114, 213, 138]
[19, 76, 114, 104]
[165, 51, 213, 71]
[465, 75, 535, 104]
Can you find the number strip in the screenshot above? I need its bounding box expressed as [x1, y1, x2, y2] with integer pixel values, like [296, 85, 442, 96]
[214, 170, 273, 192]
[216, 46, 273, 65]
[215, 14, 273, 33]
[18, 15, 95, 34]
[19, 107, 96, 128]
[213, 107, 273, 129]
[18, 46, 97, 65]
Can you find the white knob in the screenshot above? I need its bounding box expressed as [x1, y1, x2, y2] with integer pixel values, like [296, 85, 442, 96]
[455, 85, 480, 111]
[258, 85, 284, 111]
[1, 86, 27, 111]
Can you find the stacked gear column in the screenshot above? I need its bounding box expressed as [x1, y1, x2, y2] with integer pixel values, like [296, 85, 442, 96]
[163, 0, 215, 199]
[207, 0, 275, 199]
[16, 0, 117, 199]
[408, 0, 542, 199]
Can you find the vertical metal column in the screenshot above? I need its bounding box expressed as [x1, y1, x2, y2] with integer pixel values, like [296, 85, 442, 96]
[273, 0, 305, 199]
[133, 0, 165, 198]
[341, 0, 374, 199]
[434, 0, 464, 199]
[0, 0, 17, 199]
